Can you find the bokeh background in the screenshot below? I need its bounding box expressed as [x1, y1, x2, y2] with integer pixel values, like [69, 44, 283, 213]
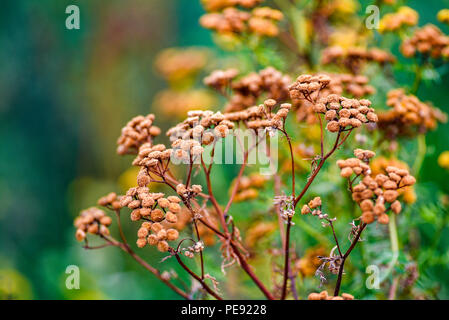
[1, 0, 449, 299]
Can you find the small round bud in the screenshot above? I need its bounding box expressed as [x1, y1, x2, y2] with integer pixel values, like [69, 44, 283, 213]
[157, 241, 169, 252]
[166, 229, 179, 241]
[136, 238, 147, 248]
[75, 229, 86, 241]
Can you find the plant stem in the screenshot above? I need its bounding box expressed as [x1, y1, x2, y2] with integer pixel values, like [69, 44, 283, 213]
[100, 235, 190, 299]
[171, 250, 223, 300]
[411, 62, 424, 94]
[334, 223, 367, 296]
[293, 130, 343, 207]
[281, 217, 293, 299]
[412, 134, 426, 175]
[279, 127, 296, 300]
[379, 214, 399, 284]
[197, 157, 276, 299]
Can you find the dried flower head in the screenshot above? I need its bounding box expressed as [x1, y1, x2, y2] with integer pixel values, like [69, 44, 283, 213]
[204, 68, 239, 92]
[167, 110, 236, 160]
[308, 291, 355, 300]
[338, 150, 416, 224]
[321, 46, 395, 74]
[378, 89, 447, 139]
[311, 95, 377, 133]
[400, 24, 449, 59]
[223, 98, 291, 133]
[200, 6, 283, 37]
[217, 67, 291, 112]
[74, 207, 112, 241]
[97, 192, 121, 210]
[117, 114, 161, 155]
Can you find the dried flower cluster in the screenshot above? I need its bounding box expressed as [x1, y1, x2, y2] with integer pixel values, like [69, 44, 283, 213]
[321, 46, 395, 74]
[216, 98, 291, 135]
[401, 25, 449, 59]
[136, 221, 179, 252]
[182, 241, 205, 258]
[200, 6, 283, 37]
[72, 0, 449, 301]
[378, 89, 447, 139]
[175, 183, 203, 199]
[370, 157, 416, 204]
[337, 150, 416, 224]
[74, 207, 112, 241]
[166, 110, 237, 163]
[316, 94, 378, 132]
[293, 73, 375, 125]
[323, 73, 375, 98]
[120, 188, 182, 251]
[131, 143, 172, 169]
[288, 74, 331, 102]
[308, 291, 354, 300]
[97, 192, 122, 209]
[205, 67, 291, 113]
[273, 195, 295, 221]
[204, 68, 239, 92]
[117, 114, 161, 155]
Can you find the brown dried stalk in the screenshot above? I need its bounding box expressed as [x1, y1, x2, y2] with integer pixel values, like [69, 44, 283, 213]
[89, 220, 190, 299]
[334, 222, 367, 296]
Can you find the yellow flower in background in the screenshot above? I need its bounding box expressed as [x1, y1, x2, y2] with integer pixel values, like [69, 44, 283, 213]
[379, 7, 418, 34]
[301, 124, 322, 142]
[333, 0, 358, 15]
[0, 269, 33, 299]
[213, 32, 244, 51]
[329, 28, 361, 49]
[438, 9, 449, 24]
[398, 6, 419, 24]
[402, 188, 417, 204]
[294, 247, 327, 277]
[118, 167, 140, 192]
[152, 89, 218, 120]
[245, 222, 277, 248]
[154, 47, 210, 86]
[201, 0, 236, 11]
[438, 151, 449, 169]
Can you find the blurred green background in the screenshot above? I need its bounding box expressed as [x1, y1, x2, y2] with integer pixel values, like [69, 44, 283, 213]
[1, 0, 449, 300]
[0, 0, 213, 300]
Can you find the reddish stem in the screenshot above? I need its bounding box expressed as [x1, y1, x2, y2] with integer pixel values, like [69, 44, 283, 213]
[171, 249, 223, 300]
[334, 223, 367, 296]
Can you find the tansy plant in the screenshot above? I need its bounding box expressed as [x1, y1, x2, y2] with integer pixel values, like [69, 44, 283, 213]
[75, 0, 448, 300]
